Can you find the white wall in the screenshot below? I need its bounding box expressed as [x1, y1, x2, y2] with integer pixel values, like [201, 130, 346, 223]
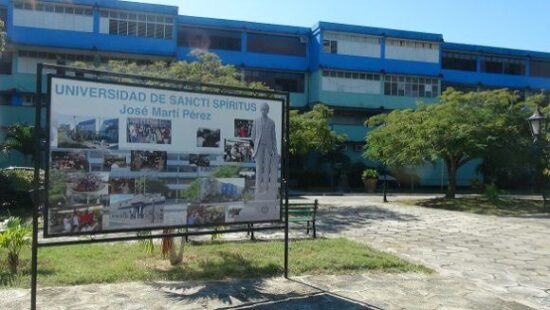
[322, 77, 381, 94]
[324, 32, 381, 58]
[13, 9, 93, 32]
[385, 39, 439, 63]
[99, 17, 110, 34]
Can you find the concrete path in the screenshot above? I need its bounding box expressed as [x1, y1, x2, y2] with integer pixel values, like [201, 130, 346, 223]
[0, 274, 534, 309]
[1, 194, 549, 309]
[308, 195, 550, 309]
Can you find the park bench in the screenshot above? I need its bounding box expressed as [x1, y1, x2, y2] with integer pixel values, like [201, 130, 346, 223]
[248, 199, 319, 240]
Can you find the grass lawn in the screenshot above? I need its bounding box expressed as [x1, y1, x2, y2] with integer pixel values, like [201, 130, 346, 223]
[0, 238, 430, 288]
[401, 197, 546, 216]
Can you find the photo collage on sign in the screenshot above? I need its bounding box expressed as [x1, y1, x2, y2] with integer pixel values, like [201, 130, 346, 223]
[48, 112, 270, 235]
[47, 78, 283, 236]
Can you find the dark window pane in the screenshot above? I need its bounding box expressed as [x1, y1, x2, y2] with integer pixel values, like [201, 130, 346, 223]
[137, 22, 146, 37]
[178, 27, 241, 51]
[442, 53, 477, 71]
[127, 21, 137, 36]
[109, 19, 118, 35]
[481, 56, 525, 75]
[146, 23, 155, 38]
[0, 7, 6, 24]
[530, 61, 550, 78]
[503, 62, 524, 75]
[0, 51, 13, 75]
[164, 25, 173, 39]
[330, 40, 337, 54]
[118, 20, 128, 36]
[244, 69, 305, 93]
[247, 33, 306, 56]
[155, 23, 164, 38]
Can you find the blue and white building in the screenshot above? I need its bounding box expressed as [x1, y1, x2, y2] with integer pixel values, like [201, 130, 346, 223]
[1, 0, 550, 187]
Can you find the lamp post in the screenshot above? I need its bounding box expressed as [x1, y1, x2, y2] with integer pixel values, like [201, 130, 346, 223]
[527, 106, 549, 212]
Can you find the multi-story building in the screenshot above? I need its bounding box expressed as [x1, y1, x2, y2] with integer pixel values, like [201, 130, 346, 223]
[1, 0, 550, 187]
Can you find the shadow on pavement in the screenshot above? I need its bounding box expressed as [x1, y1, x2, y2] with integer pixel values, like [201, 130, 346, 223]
[318, 205, 419, 234]
[147, 278, 302, 308]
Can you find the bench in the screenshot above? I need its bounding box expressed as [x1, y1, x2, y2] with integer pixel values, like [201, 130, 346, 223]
[248, 199, 318, 240]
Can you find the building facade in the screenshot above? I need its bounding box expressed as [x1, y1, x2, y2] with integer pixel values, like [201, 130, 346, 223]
[1, 0, 550, 187]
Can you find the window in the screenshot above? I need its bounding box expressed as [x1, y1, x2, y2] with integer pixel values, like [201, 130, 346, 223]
[442, 52, 477, 71]
[247, 33, 306, 57]
[530, 60, 550, 78]
[332, 110, 377, 125]
[177, 27, 241, 51]
[481, 56, 525, 75]
[323, 40, 338, 54]
[0, 51, 12, 74]
[384, 74, 439, 98]
[0, 6, 7, 25]
[244, 69, 305, 93]
[101, 10, 173, 40]
[441, 82, 478, 93]
[322, 70, 380, 81]
[13, 1, 93, 15]
[353, 143, 365, 152]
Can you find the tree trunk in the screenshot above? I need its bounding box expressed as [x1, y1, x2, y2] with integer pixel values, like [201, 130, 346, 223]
[169, 236, 185, 266]
[8, 253, 19, 274]
[446, 159, 458, 199]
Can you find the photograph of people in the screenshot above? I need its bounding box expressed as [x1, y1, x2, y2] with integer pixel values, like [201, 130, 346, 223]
[234, 119, 253, 138]
[127, 118, 172, 144]
[224, 139, 253, 163]
[251, 103, 279, 200]
[196, 128, 221, 148]
[131, 151, 167, 171]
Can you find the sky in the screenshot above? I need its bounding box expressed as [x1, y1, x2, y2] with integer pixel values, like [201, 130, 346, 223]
[147, 0, 550, 53]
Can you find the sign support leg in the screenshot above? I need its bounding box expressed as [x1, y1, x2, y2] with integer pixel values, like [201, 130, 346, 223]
[31, 63, 43, 310]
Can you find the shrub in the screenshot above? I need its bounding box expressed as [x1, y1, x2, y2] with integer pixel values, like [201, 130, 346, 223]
[0, 217, 31, 274]
[484, 183, 502, 201]
[362, 168, 378, 179]
[0, 169, 36, 209]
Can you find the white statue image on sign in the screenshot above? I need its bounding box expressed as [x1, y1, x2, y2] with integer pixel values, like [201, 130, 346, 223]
[251, 103, 279, 201]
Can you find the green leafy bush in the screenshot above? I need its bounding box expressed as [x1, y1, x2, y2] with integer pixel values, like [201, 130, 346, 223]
[0, 169, 40, 210]
[0, 169, 34, 192]
[362, 169, 379, 179]
[484, 183, 502, 201]
[0, 217, 31, 274]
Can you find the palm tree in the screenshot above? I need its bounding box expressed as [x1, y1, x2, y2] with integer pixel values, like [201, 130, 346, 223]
[0, 124, 36, 166]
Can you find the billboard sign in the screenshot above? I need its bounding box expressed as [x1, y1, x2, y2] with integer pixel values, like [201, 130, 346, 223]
[46, 76, 284, 237]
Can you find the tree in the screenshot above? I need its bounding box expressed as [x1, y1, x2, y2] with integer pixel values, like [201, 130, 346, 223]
[0, 124, 36, 166]
[289, 104, 346, 156]
[365, 88, 525, 198]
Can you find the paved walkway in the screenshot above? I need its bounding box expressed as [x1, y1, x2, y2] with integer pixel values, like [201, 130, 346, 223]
[310, 195, 550, 309]
[1, 194, 549, 309]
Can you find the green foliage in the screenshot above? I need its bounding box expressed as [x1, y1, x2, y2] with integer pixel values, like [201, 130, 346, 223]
[0, 20, 5, 52]
[0, 125, 36, 165]
[0, 217, 31, 274]
[289, 104, 347, 155]
[361, 168, 378, 179]
[0, 169, 34, 192]
[72, 50, 268, 91]
[181, 179, 201, 202]
[137, 231, 154, 255]
[211, 165, 241, 178]
[483, 183, 502, 201]
[365, 88, 526, 198]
